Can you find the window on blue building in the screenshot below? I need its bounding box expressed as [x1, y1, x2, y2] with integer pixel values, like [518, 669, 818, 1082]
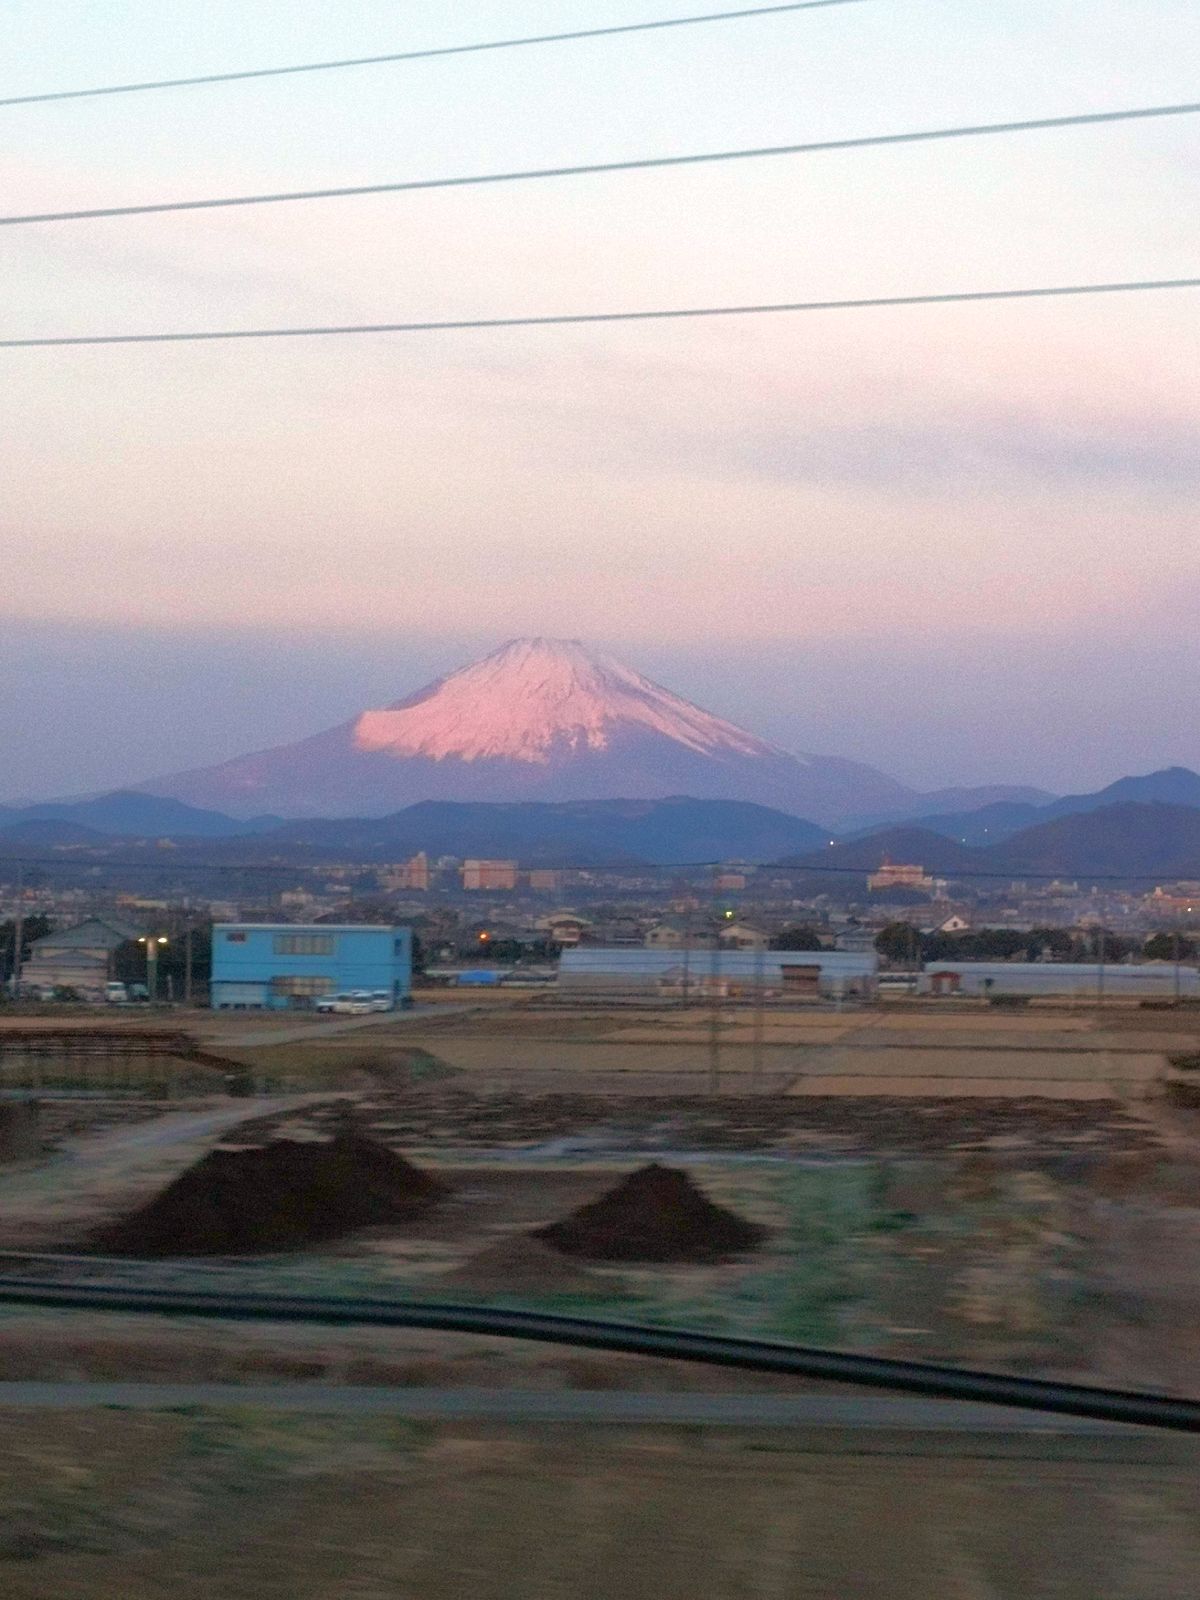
[270, 976, 333, 997]
[273, 934, 334, 956]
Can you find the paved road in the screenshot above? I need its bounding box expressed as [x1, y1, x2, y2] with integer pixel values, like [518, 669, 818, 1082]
[0, 1382, 1166, 1440]
[57, 1095, 324, 1158]
[206, 1003, 478, 1050]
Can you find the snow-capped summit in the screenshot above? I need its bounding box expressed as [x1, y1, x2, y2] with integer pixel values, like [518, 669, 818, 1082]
[138, 637, 916, 822]
[353, 637, 785, 765]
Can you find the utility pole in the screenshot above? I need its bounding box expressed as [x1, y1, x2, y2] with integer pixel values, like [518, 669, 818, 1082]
[681, 902, 692, 1008]
[1097, 925, 1106, 1007]
[10, 865, 24, 999]
[707, 940, 722, 1096]
[183, 902, 194, 1007]
[751, 940, 765, 1095]
[140, 935, 167, 1004]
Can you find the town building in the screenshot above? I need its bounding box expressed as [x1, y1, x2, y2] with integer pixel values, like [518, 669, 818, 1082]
[382, 853, 431, 892]
[527, 869, 564, 893]
[559, 947, 877, 1000]
[1147, 885, 1200, 919]
[537, 912, 591, 946]
[461, 860, 518, 891]
[717, 922, 771, 951]
[867, 859, 935, 894]
[210, 923, 412, 1010]
[645, 922, 717, 950]
[22, 915, 141, 997]
[930, 913, 972, 935]
[920, 961, 1200, 999]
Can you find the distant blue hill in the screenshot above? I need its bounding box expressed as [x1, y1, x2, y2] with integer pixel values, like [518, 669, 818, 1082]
[783, 800, 1200, 883]
[222, 796, 831, 866]
[0, 817, 111, 854]
[873, 768, 1200, 846]
[0, 790, 282, 839]
[778, 826, 988, 876]
[989, 801, 1200, 879]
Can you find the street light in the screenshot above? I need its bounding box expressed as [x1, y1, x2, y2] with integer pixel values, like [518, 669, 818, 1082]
[138, 935, 168, 1003]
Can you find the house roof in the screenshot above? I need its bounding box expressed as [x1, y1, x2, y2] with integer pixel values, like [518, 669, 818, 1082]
[29, 916, 142, 951]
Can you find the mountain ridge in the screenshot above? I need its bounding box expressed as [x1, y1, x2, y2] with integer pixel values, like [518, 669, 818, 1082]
[783, 802, 1200, 883]
[134, 637, 917, 823]
[193, 796, 831, 867]
[881, 767, 1200, 846]
[0, 790, 280, 839]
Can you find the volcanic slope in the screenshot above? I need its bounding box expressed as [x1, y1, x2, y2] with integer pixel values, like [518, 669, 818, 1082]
[137, 638, 914, 823]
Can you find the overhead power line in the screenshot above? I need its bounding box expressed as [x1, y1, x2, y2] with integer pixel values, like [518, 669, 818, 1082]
[0, 851, 1193, 885]
[2, 275, 1198, 349]
[5, 99, 1198, 227]
[0, 2, 870, 108]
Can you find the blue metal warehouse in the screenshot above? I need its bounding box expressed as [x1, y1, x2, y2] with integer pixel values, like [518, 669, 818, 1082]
[210, 923, 412, 1010]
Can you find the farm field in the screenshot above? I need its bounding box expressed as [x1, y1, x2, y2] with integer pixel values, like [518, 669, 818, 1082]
[202, 996, 1200, 1100]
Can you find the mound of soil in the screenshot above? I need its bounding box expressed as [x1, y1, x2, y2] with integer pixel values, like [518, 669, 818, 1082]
[93, 1132, 447, 1257]
[535, 1162, 765, 1263]
[440, 1234, 606, 1297]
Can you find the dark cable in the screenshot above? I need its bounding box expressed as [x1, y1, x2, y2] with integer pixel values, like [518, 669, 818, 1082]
[5, 100, 1198, 227]
[3, 275, 1198, 349]
[0, 1282, 1195, 1432]
[0, 850, 1193, 885]
[0, 3, 870, 109]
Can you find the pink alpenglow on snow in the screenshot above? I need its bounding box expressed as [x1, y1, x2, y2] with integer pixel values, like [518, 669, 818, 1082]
[353, 638, 778, 764]
[138, 637, 919, 822]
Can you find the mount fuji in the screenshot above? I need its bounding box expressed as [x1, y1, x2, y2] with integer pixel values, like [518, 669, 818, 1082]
[135, 638, 1033, 825]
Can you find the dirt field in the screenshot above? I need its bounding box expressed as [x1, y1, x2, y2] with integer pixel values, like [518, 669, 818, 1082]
[1, 1408, 1197, 1599]
[188, 995, 1200, 1101]
[2, 994, 1199, 1408]
[1, 1080, 1198, 1392]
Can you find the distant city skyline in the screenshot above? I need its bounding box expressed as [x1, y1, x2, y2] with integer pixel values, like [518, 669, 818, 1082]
[4, 1, 1198, 797]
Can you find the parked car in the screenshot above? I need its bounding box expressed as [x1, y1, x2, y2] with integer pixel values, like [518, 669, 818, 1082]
[325, 992, 373, 1015]
[368, 990, 393, 1012]
[336, 994, 374, 1015]
[314, 993, 340, 1014]
[105, 981, 129, 1004]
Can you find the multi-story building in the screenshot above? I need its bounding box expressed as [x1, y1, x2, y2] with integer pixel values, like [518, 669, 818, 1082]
[527, 869, 563, 893]
[867, 859, 935, 894]
[382, 853, 432, 892]
[210, 923, 412, 1010]
[462, 860, 518, 891]
[1147, 885, 1200, 919]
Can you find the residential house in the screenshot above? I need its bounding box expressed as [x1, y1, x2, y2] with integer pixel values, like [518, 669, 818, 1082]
[23, 916, 141, 996]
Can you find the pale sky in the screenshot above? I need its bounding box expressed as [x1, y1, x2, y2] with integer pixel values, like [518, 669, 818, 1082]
[3, 0, 1199, 797]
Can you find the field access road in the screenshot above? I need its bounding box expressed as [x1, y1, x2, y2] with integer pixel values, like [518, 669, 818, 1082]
[200, 1002, 479, 1050]
[0, 1383, 1175, 1450]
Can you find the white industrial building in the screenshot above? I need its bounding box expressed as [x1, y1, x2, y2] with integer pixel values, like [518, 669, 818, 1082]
[557, 947, 877, 1000]
[920, 961, 1200, 999]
